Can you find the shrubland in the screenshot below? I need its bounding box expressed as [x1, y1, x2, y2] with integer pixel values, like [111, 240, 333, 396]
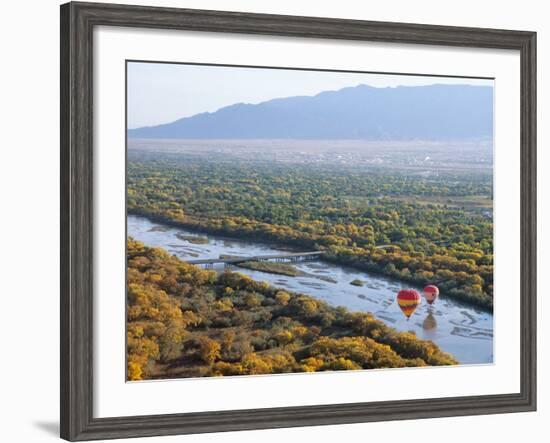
[128, 156, 493, 308]
[127, 238, 456, 380]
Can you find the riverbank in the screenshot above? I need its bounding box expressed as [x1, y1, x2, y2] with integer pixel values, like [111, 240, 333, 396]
[127, 238, 457, 380]
[127, 209, 493, 311]
[128, 214, 494, 364]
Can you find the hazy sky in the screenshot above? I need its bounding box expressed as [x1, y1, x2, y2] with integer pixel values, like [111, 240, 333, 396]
[127, 62, 493, 129]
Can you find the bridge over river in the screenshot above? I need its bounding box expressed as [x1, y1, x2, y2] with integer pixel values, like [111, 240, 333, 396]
[185, 251, 325, 268]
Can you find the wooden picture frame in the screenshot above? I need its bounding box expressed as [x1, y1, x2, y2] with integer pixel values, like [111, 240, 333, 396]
[60, 1, 536, 440]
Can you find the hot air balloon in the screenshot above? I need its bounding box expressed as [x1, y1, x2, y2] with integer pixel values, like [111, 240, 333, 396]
[423, 285, 439, 305]
[396, 289, 421, 319]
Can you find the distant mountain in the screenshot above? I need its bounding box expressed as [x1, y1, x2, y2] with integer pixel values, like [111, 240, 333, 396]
[128, 84, 493, 140]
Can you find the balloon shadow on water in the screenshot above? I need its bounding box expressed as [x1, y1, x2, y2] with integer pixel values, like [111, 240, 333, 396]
[422, 309, 438, 331]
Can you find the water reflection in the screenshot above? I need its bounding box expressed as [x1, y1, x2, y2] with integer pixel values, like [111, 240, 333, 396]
[422, 310, 438, 331]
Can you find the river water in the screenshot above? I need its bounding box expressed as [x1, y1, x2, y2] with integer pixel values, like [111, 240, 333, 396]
[128, 214, 493, 365]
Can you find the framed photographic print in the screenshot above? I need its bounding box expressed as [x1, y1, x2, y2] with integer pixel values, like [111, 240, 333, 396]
[60, 1, 536, 441]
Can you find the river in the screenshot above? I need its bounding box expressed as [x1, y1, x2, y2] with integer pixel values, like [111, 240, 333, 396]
[128, 214, 493, 365]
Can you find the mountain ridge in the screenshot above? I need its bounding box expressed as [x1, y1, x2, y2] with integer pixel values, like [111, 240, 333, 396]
[128, 83, 493, 140]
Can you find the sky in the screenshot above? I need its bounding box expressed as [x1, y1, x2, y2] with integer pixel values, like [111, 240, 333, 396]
[127, 61, 493, 129]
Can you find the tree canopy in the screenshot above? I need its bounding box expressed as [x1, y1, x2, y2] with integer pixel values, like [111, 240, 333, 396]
[127, 239, 456, 380]
[128, 154, 493, 308]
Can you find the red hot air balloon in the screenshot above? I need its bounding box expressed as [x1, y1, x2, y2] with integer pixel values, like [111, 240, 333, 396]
[396, 289, 421, 319]
[423, 285, 439, 305]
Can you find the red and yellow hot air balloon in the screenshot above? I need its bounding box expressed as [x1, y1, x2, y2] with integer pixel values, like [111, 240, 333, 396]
[423, 285, 439, 305]
[396, 289, 421, 319]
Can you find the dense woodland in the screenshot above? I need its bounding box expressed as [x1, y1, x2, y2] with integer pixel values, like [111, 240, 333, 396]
[127, 155, 494, 309]
[127, 239, 456, 380]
